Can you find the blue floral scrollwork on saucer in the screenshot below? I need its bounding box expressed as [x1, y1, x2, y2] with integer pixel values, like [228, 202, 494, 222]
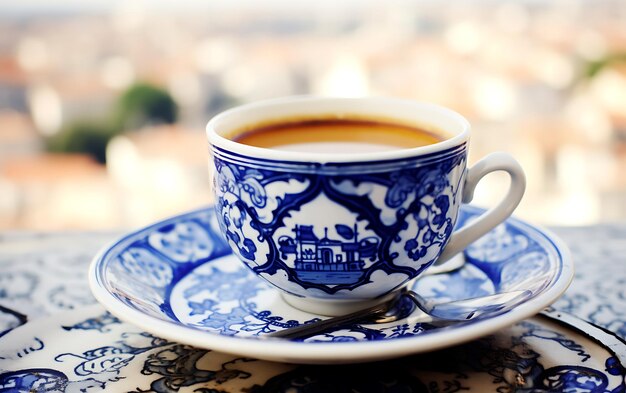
[90, 202, 573, 364]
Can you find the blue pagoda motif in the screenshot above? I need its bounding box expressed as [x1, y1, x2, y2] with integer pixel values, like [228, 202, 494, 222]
[278, 224, 379, 285]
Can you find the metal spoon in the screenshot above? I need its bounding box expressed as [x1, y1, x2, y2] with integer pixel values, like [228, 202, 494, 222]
[267, 288, 532, 339]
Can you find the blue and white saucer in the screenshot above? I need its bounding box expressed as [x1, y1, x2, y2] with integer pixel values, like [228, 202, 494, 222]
[89, 205, 573, 364]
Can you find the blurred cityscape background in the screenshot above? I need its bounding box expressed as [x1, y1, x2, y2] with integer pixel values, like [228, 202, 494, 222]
[1, 0, 625, 230]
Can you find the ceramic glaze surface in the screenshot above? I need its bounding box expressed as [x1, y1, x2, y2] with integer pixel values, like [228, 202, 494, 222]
[88, 205, 573, 362]
[211, 144, 467, 300]
[1, 220, 622, 390]
[206, 97, 526, 314]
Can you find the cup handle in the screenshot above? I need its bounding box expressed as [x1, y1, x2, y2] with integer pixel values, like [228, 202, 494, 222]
[432, 152, 526, 269]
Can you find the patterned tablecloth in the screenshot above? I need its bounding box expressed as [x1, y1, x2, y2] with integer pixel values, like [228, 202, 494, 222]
[0, 225, 624, 392]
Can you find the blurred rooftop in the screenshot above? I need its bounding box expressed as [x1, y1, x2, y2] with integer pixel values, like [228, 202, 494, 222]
[0, 0, 625, 230]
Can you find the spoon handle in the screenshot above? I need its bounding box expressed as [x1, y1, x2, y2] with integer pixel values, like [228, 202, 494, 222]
[266, 289, 531, 340]
[267, 299, 393, 339]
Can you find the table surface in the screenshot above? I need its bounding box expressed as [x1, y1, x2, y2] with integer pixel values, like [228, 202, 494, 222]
[0, 224, 624, 392]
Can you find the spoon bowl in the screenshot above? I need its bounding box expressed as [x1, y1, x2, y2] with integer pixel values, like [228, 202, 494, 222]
[268, 288, 533, 339]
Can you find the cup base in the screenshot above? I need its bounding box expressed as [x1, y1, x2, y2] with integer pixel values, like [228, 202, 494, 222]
[281, 292, 397, 317]
[423, 253, 465, 276]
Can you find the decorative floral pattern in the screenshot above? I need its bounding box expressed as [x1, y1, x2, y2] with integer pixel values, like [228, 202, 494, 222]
[0, 207, 624, 392]
[0, 233, 112, 320]
[0, 307, 253, 392]
[552, 225, 626, 338]
[212, 147, 467, 298]
[89, 206, 564, 343]
[0, 307, 623, 392]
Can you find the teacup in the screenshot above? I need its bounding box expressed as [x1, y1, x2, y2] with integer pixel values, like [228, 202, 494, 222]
[206, 96, 525, 316]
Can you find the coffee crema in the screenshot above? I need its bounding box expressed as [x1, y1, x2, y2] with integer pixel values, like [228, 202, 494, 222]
[232, 118, 448, 154]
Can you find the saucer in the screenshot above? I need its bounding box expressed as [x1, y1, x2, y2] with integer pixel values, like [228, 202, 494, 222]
[89, 205, 573, 364]
[2, 306, 623, 392]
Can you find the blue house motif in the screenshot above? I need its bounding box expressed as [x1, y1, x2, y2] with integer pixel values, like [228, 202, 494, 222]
[278, 224, 379, 285]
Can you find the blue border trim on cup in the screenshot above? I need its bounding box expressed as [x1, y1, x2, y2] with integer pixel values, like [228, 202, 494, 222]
[211, 143, 468, 174]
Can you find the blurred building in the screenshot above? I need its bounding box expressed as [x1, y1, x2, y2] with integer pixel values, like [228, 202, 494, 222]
[0, 1, 625, 229]
[106, 125, 211, 228]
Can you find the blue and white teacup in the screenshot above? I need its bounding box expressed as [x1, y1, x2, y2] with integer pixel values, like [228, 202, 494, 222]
[206, 96, 525, 316]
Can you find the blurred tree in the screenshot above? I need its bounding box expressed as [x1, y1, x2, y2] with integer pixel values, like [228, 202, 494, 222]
[583, 52, 626, 79]
[45, 82, 178, 164]
[46, 121, 117, 164]
[113, 82, 178, 131]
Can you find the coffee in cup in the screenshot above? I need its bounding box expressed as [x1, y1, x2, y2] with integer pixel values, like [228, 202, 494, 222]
[232, 116, 450, 153]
